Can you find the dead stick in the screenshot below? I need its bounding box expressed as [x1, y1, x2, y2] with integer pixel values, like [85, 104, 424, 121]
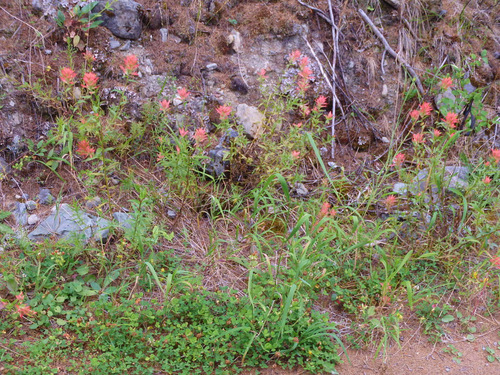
[328, 0, 338, 159]
[358, 8, 424, 95]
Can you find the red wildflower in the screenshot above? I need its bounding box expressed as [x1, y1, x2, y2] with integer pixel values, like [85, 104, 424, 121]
[433, 129, 441, 137]
[293, 122, 302, 128]
[300, 105, 310, 117]
[76, 140, 95, 158]
[490, 257, 500, 270]
[315, 95, 327, 109]
[120, 54, 139, 76]
[176, 145, 181, 154]
[159, 99, 170, 111]
[291, 150, 300, 159]
[412, 133, 424, 144]
[483, 176, 491, 184]
[325, 111, 333, 120]
[298, 65, 314, 80]
[443, 112, 459, 128]
[193, 128, 207, 145]
[384, 195, 397, 209]
[177, 87, 190, 100]
[491, 149, 500, 164]
[60, 67, 77, 85]
[15, 292, 24, 301]
[319, 202, 331, 218]
[419, 102, 432, 116]
[82, 72, 98, 90]
[299, 56, 309, 69]
[289, 50, 301, 63]
[216, 105, 232, 120]
[16, 304, 36, 319]
[393, 153, 405, 167]
[410, 110, 420, 120]
[179, 128, 189, 137]
[257, 68, 267, 78]
[440, 77, 453, 90]
[157, 153, 164, 162]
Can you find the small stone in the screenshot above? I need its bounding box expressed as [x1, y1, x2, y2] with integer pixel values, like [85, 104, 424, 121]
[167, 210, 176, 219]
[113, 212, 133, 229]
[109, 39, 121, 49]
[393, 182, 408, 194]
[73, 86, 82, 100]
[169, 34, 182, 44]
[119, 40, 131, 51]
[381, 137, 390, 143]
[328, 162, 340, 170]
[227, 29, 242, 53]
[27, 214, 39, 225]
[319, 147, 328, 156]
[160, 28, 169, 42]
[295, 183, 308, 197]
[13, 202, 28, 226]
[381, 84, 389, 97]
[463, 83, 475, 94]
[44, 49, 52, 55]
[25, 200, 37, 211]
[38, 188, 54, 205]
[205, 63, 218, 71]
[86, 196, 102, 210]
[236, 104, 265, 139]
[110, 178, 120, 185]
[93, 0, 143, 40]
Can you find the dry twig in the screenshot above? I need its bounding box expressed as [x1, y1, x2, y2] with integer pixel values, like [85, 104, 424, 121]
[358, 9, 424, 95]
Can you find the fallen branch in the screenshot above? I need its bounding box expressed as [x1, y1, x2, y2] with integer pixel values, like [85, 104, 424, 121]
[358, 8, 424, 95]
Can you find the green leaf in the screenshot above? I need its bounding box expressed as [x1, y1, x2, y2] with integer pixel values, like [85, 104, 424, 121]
[76, 265, 89, 276]
[487, 355, 495, 363]
[56, 318, 67, 326]
[0, 211, 11, 221]
[441, 315, 454, 323]
[466, 334, 475, 342]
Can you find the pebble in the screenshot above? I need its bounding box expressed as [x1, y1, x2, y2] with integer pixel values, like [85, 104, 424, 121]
[295, 183, 308, 197]
[110, 39, 121, 49]
[119, 40, 131, 51]
[381, 84, 388, 97]
[86, 196, 102, 210]
[160, 28, 169, 43]
[167, 210, 176, 219]
[25, 200, 37, 211]
[27, 214, 39, 225]
[38, 188, 54, 205]
[205, 63, 218, 71]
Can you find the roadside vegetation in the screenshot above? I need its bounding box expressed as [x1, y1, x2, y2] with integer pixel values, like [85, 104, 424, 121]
[0, 3, 499, 374]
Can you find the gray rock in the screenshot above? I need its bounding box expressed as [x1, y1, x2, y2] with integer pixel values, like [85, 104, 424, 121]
[13, 202, 28, 226]
[205, 63, 218, 71]
[27, 214, 39, 225]
[119, 40, 131, 51]
[236, 104, 265, 139]
[205, 146, 229, 178]
[463, 83, 476, 94]
[435, 89, 456, 115]
[381, 84, 389, 97]
[94, 0, 142, 40]
[112, 212, 133, 229]
[0, 157, 11, 175]
[28, 204, 110, 243]
[86, 196, 102, 210]
[160, 28, 169, 43]
[109, 39, 121, 49]
[25, 200, 37, 211]
[38, 188, 54, 205]
[167, 210, 176, 219]
[227, 30, 242, 53]
[394, 166, 469, 200]
[295, 183, 308, 197]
